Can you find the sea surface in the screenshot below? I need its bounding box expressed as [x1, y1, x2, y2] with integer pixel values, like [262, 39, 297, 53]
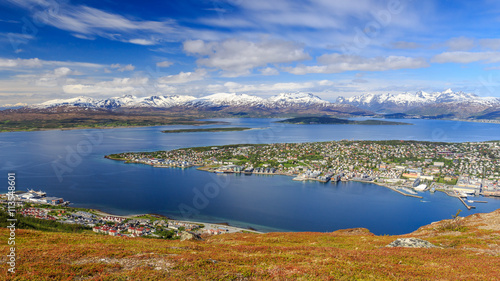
[1, 118, 500, 234]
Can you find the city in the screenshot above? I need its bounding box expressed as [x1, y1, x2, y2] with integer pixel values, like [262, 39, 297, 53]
[108, 140, 500, 200]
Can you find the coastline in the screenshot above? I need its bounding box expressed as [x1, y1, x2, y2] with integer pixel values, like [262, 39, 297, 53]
[187, 165, 425, 199]
[87, 207, 263, 234]
[110, 156, 427, 200]
[0, 121, 228, 133]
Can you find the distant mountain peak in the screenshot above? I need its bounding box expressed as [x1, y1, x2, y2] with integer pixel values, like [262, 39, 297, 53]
[337, 89, 500, 115]
[30, 92, 331, 110]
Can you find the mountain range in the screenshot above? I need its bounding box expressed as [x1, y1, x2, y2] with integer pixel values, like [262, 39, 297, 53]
[32, 92, 331, 109]
[13, 90, 500, 120]
[336, 89, 500, 116]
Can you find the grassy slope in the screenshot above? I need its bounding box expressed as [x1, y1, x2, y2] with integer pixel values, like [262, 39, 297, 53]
[1, 209, 500, 280]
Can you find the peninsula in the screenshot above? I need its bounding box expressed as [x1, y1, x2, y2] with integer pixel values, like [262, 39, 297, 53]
[277, 116, 411, 125]
[106, 140, 500, 200]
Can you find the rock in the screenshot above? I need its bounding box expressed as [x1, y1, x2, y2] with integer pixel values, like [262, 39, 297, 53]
[180, 231, 203, 241]
[386, 238, 437, 248]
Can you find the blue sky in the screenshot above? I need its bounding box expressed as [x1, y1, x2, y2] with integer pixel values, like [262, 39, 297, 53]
[2, 0, 500, 105]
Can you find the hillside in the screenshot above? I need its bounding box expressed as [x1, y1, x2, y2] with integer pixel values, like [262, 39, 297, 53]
[1, 209, 499, 280]
[0, 107, 219, 132]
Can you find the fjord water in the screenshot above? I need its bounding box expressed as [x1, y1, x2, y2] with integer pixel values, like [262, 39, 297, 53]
[1, 118, 500, 234]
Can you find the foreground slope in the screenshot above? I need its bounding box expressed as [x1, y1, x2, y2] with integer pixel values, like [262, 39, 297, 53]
[1, 209, 500, 280]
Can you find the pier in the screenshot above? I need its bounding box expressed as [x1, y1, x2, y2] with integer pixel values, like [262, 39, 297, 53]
[361, 181, 423, 199]
[389, 187, 423, 199]
[458, 196, 476, 210]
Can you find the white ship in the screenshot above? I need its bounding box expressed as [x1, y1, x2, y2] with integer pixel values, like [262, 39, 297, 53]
[28, 189, 47, 197]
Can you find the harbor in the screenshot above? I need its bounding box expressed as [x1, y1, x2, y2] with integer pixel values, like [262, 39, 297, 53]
[1, 189, 262, 239]
[439, 189, 478, 210]
[107, 140, 500, 205]
[6, 189, 70, 206]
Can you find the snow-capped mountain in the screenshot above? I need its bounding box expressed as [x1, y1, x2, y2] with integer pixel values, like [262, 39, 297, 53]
[33, 94, 197, 109]
[37, 96, 99, 108]
[125, 95, 197, 108]
[337, 89, 500, 113]
[31, 92, 332, 109]
[187, 93, 266, 107]
[266, 93, 329, 107]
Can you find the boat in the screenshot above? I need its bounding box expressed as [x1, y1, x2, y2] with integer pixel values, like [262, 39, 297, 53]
[28, 189, 46, 197]
[401, 187, 418, 195]
[414, 184, 427, 191]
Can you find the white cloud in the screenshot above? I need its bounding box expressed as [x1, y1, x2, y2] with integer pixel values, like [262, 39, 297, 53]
[205, 80, 337, 97]
[1, 32, 35, 51]
[157, 69, 207, 84]
[285, 54, 429, 74]
[0, 57, 104, 71]
[198, 0, 423, 49]
[110, 64, 135, 72]
[183, 39, 310, 76]
[156, 61, 174, 68]
[260, 67, 279, 76]
[128, 39, 155, 45]
[0, 58, 43, 68]
[63, 77, 149, 94]
[431, 51, 500, 64]
[391, 41, 421, 49]
[7, 1, 184, 45]
[53, 67, 73, 77]
[480, 39, 500, 50]
[446, 37, 475, 51]
[33, 67, 81, 87]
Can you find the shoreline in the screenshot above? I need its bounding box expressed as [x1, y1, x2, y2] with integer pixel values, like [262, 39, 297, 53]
[0, 121, 228, 133]
[184, 164, 425, 199]
[110, 157, 427, 200]
[84, 207, 263, 234]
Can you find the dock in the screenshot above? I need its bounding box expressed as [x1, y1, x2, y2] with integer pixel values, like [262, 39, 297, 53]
[458, 196, 476, 210]
[368, 181, 423, 198]
[390, 187, 423, 199]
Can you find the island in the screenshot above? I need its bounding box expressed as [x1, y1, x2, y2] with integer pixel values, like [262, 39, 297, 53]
[276, 116, 411, 125]
[162, 127, 252, 133]
[106, 140, 500, 205]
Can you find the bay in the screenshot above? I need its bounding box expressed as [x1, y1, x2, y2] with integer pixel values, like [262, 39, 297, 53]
[1, 118, 500, 235]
